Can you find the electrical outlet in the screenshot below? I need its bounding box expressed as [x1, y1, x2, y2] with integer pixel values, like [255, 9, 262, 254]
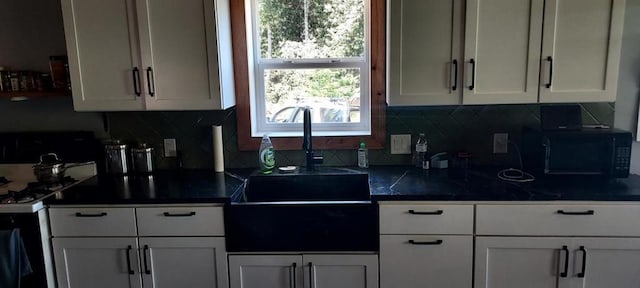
[493, 133, 509, 154]
[390, 134, 412, 154]
[164, 138, 177, 157]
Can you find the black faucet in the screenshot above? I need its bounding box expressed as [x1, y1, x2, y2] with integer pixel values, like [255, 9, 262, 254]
[303, 107, 323, 171]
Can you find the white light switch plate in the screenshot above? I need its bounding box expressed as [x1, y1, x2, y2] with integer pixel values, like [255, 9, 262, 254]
[493, 133, 508, 154]
[390, 134, 412, 154]
[164, 138, 177, 157]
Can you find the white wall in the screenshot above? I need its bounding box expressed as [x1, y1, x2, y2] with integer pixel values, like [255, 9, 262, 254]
[0, 0, 67, 71]
[615, 0, 640, 173]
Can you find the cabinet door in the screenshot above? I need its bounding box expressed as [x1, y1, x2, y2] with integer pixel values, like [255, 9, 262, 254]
[380, 235, 472, 288]
[53, 238, 141, 288]
[136, 0, 222, 110]
[571, 238, 640, 288]
[475, 237, 570, 288]
[303, 254, 378, 288]
[229, 255, 302, 288]
[387, 0, 464, 106]
[463, 0, 543, 104]
[60, 0, 144, 111]
[140, 237, 228, 288]
[539, 0, 625, 103]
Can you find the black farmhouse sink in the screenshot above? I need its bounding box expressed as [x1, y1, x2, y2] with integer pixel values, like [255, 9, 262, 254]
[243, 167, 370, 202]
[225, 167, 378, 252]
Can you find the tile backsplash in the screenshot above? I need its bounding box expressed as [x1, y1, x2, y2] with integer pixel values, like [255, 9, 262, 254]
[107, 103, 615, 169]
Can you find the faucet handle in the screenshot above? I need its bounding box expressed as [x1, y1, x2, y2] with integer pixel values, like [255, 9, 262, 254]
[312, 155, 324, 164]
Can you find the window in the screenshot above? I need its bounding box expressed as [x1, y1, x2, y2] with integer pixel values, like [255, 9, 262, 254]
[246, 0, 371, 137]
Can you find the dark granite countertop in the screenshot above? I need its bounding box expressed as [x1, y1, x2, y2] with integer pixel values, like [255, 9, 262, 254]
[45, 165, 640, 205]
[45, 170, 246, 205]
[365, 166, 640, 201]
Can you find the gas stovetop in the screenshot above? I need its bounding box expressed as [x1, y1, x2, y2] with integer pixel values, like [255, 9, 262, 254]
[0, 163, 97, 213]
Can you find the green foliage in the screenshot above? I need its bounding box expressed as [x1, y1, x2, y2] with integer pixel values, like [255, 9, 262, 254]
[258, 0, 365, 105]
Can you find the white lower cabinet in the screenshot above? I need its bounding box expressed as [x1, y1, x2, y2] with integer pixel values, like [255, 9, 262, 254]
[475, 236, 640, 288]
[475, 237, 570, 288]
[570, 238, 640, 288]
[50, 206, 227, 288]
[380, 235, 472, 288]
[140, 237, 227, 288]
[53, 238, 142, 288]
[228, 254, 378, 288]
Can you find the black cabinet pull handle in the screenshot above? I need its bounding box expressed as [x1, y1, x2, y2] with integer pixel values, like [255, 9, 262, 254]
[408, 209, 443, 215]
[146, 67, 155, 97]
[163, 212, 196, 217]
[75, 212, 107, 217]
[290, 263, 297, 288]
[132, 67, 141, 96]
[143, 245, 151, 275]
[545, 56, 553, 88]
[308, 262, 314, 288]
[452, 59, 458, 91]
[408, 239, 443, 245]
[469, 58, 476, 91]
[578, 246, 587, 278]
[560, 245, 569, 278]
[125, 245, 135, 275]
[557, 210, 594, 215]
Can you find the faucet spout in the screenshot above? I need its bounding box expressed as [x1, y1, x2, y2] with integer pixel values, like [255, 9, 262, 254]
[302, 107, 322, 171]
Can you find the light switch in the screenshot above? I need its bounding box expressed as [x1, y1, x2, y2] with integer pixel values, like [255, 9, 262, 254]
[164, 138, 177, 157]
[390, 134, 412, 154]
[493, 133, 508, 154]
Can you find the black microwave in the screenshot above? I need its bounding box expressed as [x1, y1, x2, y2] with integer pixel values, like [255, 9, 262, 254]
[522, 128, 632, 178]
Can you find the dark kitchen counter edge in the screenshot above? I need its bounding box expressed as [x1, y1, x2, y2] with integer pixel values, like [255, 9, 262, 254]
[44, 169, 247, 206]
[44, 166, 640, 204]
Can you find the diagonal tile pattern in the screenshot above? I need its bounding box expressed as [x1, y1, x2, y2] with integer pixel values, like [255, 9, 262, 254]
[107, 103, 615, 169]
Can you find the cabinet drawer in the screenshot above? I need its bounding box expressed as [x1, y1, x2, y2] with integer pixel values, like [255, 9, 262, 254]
[476, 204, 640, 236]
[49, 207, 137, 237]
[380, 235, 472, 288]
[137, 207, 224, 236]
[379, 204, 474, 235]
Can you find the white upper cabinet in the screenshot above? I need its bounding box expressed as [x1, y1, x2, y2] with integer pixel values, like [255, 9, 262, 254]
[61, 0, 235, 111]
[387, 0, 626, 106]
[387, 0, 464, 106]
[61, 0, 144, 111]
[463, 0, 543, 104]
[539, 0, 626, 103]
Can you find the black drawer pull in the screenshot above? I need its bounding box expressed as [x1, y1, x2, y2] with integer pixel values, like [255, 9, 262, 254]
[75, 212, 107, 217]
[163, 212, 196, 217]
[578, 246, 587, 278]
[545, 56, 553, 88]
[146, 67, 155, 97]
[560, 245, 569, 278]
[290, 263, 297, 288]
[125, 245, 135, 275]
[452, 59, 458, 91]
[408, 209, 443, 215]
[132, 67, 141, 96]
[557, 210, 594, 215]
[143, 245, 151, 275]
[408, 239, 443, 245]
[469, 58, 476, 91]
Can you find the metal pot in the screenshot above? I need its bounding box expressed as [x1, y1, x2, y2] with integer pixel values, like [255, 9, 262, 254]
[131, 144, 154, 174]
[33, 153, 93, 184]
[104, 141, 129, 174]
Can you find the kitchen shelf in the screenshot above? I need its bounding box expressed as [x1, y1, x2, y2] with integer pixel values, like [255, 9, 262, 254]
[0, 90, 71, 98]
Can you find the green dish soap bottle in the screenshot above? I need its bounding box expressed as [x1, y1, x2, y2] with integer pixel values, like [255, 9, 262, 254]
[259, 134, 275, 174]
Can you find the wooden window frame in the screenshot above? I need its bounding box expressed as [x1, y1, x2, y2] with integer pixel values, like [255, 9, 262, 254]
[230, 0, 386, 151]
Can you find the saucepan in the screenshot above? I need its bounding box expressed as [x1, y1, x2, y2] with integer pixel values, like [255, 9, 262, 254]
[33, 153, 93, 184]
